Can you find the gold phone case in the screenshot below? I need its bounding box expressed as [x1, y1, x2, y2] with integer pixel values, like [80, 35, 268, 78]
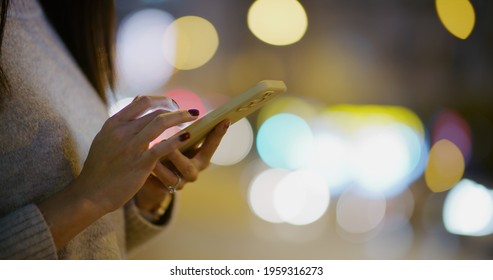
[177, 80, 287, 154]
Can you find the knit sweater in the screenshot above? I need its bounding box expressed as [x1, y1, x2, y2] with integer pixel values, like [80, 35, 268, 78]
[0, 0, 171, 259]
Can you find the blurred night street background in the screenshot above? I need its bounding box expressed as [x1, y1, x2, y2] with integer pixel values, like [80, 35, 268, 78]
[112, 0, 493, 259]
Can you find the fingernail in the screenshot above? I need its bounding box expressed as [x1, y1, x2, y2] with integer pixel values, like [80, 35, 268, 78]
[179, 132, 190, 142]
[224, 121, 231, 129]
[188, 109, 200, 116]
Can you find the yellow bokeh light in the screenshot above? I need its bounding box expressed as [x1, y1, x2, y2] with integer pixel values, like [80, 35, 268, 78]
[247, 0, 308, 46]
[321, 104, 425, 136]
[257, 97, 318, 128]
[435, 0, 475, 39]
[163, 16, 219, 70]
[425, 139, 465, 192]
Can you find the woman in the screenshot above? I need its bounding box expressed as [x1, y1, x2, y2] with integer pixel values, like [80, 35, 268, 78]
[0, 0, 228, 259]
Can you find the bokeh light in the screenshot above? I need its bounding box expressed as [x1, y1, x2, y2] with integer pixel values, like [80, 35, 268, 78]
[256, 113, 313, 170]
[274, 170, 329, 225]
[163, 89, 207, 118]
[314, 105, 427, 198]
[247, 0, 308, 46]
[115, 0, 493, 261]
[248, 168, 329, 226]
[443, 179, 493, 236]
[353, 124, 422, 197]
[432, 109, 472, 161]
[322, 105, 426, 136]
[435, 0, 476, 39]
[211, 118, 253, 166]
[386, 188, 415, 222]
[256, 96, 318, 128]
[336, 188, 387, 234]
[304, 132, 353, 196]
[108, 97, 134, 117]
[116, 9, 175, 95]
[163, 16, 219, 70]
[248, 168, 290, 223]
[141, 89, 207, 145]
[425, 139, 465, 193]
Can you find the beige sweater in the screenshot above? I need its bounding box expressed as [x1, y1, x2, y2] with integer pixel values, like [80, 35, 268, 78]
[0, 0, 171, 259]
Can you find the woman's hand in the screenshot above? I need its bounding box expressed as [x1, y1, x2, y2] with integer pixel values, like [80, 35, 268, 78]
[75, 96, 199, 214]
[38, 96, 199, 248]
[135, 119, 230, 215]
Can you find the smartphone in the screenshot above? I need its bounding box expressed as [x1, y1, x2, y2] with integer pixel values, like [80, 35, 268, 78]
[174, 80, 286, 156]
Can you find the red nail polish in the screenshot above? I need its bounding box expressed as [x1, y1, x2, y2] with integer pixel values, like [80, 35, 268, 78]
[179, 132, 190, 142]
[188, 109, 200, 116]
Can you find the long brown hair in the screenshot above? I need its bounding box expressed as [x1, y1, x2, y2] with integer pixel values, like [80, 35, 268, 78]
[0, 0, 116, 106]
[0, 0, 10, 105]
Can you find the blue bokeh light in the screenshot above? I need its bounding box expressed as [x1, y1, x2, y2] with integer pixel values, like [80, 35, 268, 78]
[256, 113, 313, 170]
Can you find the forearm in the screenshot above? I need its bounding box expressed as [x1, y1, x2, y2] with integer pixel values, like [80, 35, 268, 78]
[36, 179, 105, 250]
[36, 178, 173, 251]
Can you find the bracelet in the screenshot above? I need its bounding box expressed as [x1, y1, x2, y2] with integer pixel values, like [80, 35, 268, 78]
[155, 192, 173, 217]
[139, 193, 174, 224]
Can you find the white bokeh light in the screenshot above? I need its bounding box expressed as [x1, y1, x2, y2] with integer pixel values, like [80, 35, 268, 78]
[248, 169, 290, 223]
[211, 118, 253, 166]
[336, 188, 387, 234]
[108, 97, 134, 117]
[443, 179, 493, 236]
[305, 132, 353, 196]
[274, 170, 330, 225]
[116, 9, 175, 95]
[353, 124, 420, 197]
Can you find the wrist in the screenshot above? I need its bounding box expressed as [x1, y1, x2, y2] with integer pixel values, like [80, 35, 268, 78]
[37, 179, 105, 249]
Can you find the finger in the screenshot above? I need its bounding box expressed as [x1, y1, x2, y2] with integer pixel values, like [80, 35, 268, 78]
[144, 130, 191, 162]
[152, 161, 183, 190]
[146, 175, 167, 195]
[194, 119, 230, 165]
[134, 110, 198, 145]
[113, 96, 178, 122]
[128, 109, 169, 134]
[167, 150, 199, 183]
[135, 175, 168, 212]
